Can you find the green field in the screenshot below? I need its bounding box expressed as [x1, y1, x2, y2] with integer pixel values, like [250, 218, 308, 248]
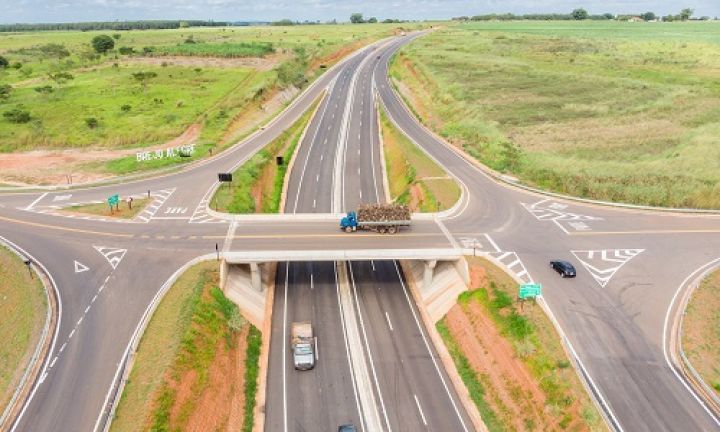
[391, 22, 720, 208]
[0, 244, 46, 414]
[0, 24, 417, 155]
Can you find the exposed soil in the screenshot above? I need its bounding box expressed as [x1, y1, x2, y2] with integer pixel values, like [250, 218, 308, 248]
[0, 124, 200, 186]
[683, 269, 720, 397]
[445, 298, 587, 431]
[162, 325, 249, 431]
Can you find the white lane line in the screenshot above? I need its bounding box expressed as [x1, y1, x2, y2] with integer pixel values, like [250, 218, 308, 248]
[483, 233, 501, 253]
[25, 192, 48, 210]
[84, 306, 90, 314]
[347, 262, 392, 432]
[334, 263, 367, 432]
[49, 357, 57, 369]
[313, 199, 316, 208]
[68, 329, 75, 339]
[385, 312, 394, 331]
[414, 394, 428, 426]
[310, 273, 314, 290]
[371, 261, 375, 272]
[357, 149, 360, 156]
[77, 317, 83, 326]
[282, 264, 289, 432]
[315, 336, 319, 361]
[320, 154, 324, 161]
[59, 343, 66, 353]
[392, 261, 469, 432]
[359, 189, 363, 199]
[316, 174, 319, 182]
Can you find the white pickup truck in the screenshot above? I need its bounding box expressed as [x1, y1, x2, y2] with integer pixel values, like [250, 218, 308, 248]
[291, 321, 315, 370]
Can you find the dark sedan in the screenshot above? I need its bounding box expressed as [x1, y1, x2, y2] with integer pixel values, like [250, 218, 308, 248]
[550, 260, 576, 278]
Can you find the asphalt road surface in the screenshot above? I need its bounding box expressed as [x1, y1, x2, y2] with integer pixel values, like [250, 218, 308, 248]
[0, 31, 718, 432]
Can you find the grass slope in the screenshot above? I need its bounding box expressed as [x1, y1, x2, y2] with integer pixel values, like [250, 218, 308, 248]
[438, 257, 603, 431]
[110, 261, 261, 431]
[0, 244, 46, 414]
[683, 268, 720, 396]
[391, 22, 720, 208]
[380, 105, 459, 211]
[212, 95, 321, 213]
[64, 197, 149, 219]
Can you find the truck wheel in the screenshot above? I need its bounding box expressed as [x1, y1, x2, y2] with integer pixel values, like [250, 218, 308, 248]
[378, 227, 387, 234]
[345, 226, 353, 233]
[388, 226, 397, 234]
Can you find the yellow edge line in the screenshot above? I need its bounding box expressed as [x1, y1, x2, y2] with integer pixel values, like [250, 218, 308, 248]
[0, 215, 133, 238]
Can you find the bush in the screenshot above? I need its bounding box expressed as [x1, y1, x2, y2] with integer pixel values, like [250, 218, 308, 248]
[142, 46, 155, 54]
[120, 104, 131, 112]
[0, 55, 8, 68]
[85, 117, 99, 128]
[3, 109, 31, 124]
[118, 46, 134, 55]
[91, 34, 115, 53]
[0, 84, 11, 99]
[34, 85, 54, 94]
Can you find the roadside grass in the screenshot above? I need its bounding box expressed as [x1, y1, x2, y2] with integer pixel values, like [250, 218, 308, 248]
[682, 268, 720, 398]
[438, 256, 603, 431]
[157, 41, 275, 58]
[0, 244, 47, 415]
[391, 22, 720, 209]
[212, 94, 321, 213]
[110, 261, 261, 431]
[379, 105, 459, 212]
[63, 197, 149, 219]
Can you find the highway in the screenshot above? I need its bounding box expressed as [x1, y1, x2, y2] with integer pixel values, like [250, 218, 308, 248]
[0, 31, 717, 432]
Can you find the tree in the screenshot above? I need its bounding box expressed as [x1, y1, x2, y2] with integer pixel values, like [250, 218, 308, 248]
[603, 13, 614, 20]
[112, 33, 121, 40]
[640, 12, 656, 21]
[572, 8, 588, 20]
[367, 17, 378, 23]
[350, 13, 364, 24]
[680, 8, 693, 20]
[91, 34, 115, 54]
[0, 55, 8, 68]
[131, 71, 158, 92]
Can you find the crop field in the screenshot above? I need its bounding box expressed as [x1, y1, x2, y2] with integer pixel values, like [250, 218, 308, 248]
[391, 22, 720, 208]
[0, 23, 411, 153]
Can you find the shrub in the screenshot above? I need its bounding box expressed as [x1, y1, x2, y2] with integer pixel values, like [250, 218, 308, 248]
[3, 109, 31, 123]
[0, 55, 8, 68]
[142, 46, 155, 54]
[85, 117, 99, 128]
[120, 104, 131, 112]
[0, 84, 12, 99]
[112, 33, 121, 40]
[11, 62, 22, 69]
[118, 46, 134, 55]
[34, 85, 54, 94]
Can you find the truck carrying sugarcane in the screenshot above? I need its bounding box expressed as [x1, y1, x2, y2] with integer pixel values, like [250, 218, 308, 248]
[339, 203, 411, 234]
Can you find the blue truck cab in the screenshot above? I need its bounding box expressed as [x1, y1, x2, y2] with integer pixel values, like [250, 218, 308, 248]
[340, 211, 358, 232]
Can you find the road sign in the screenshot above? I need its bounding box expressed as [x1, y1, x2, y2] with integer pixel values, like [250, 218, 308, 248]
[218, 173, 233, 182]
[107, 194, 119, 206]
[519, 283, 542, 300]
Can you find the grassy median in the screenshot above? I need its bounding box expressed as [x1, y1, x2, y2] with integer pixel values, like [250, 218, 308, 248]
[63, 197, 149, 219]
[391, 22, 720, 209]
[379, 105, 460, 211]
[211, 94, 321, 213]
[683, 268, 720, 397]
[0, 244, 47, 415]
[437, 257, 604, 431]
[110, 261, 261, 431]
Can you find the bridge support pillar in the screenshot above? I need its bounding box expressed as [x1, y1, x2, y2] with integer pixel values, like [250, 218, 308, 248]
[250, 262, 262, 292]
[423, 259, 437, 290]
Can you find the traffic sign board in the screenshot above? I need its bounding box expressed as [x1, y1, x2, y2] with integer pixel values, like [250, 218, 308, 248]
[519, 283, 542, 299]
[108, 194, 119, 206]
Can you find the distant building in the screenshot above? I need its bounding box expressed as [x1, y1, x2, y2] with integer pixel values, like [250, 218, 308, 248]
[627, 16, 643, 22]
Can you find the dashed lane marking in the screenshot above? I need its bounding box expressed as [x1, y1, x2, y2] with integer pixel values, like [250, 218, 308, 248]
[571, 249, 644, 288]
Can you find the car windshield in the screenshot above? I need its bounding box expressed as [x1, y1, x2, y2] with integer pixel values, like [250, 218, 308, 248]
[295, 345, 312, 355]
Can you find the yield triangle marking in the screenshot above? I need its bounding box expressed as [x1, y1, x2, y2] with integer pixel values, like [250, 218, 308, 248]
[74, 260, 89, 273]
[93, 246, 128, 270]
[571, 249, 644, 288]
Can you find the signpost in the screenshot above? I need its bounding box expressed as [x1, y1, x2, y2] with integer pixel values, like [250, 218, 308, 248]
[108, 194, 119, 214]
[518, 283, 542, 300]
[218, 173, 233, 183]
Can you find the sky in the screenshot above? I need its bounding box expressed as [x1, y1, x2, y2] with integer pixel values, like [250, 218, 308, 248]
[1, 0, 719, 24]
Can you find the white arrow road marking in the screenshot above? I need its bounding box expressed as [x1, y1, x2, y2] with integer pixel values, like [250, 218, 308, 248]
[571, 249, 644, 288]
[74, 260, 89, 273]
[93, 246, 128, 270]
[53, 194, 72, 202]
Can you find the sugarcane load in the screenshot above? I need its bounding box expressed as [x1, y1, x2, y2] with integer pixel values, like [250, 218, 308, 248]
[340, 203, 411, 234]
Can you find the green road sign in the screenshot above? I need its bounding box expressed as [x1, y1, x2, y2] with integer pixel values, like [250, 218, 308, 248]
[108, 194, 119, 206]
[519, 283, 542, 299]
